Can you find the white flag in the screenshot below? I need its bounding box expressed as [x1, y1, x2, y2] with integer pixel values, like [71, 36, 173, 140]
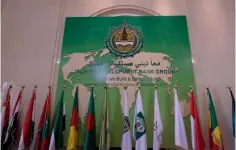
[1, 82, 8, 106]
[133, 90, 147, 150]
[49, 129, 56, 150]
[174, 88, 188, 150]
[121, 89, 132, 150]
[153, 89, 163, 150]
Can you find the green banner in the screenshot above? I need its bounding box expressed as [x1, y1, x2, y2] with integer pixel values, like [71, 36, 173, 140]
[56, 16, 195, 148]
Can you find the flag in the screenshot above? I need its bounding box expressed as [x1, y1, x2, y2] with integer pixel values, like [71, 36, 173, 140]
[207, 88, 224, 150]
[1, 86, 11, 147]
[41, 88, 51, 150]
[67, 86, 79, 150]
[84, 87, 96, 150]
[99, 87, 110, 150]
[190, 90, 205, 150]
[229, 88, 235, 137]
[35, 87, 51, 150]
[153, 88, 163, 150]
[1, 82, 9, 107]
[3, 88, 23, 149]
[133, 89, 147, 150]
[121, 88, 132, 150]
[49, 88, 66, 150]
[174, 88, 188, 150]
[18, 89, 36, 150]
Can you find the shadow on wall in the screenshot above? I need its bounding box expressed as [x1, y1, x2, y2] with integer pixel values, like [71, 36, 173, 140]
[90, 5, 160, 16]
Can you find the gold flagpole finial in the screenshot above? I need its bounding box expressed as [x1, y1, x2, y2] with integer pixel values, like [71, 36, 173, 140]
[21, 85, 25, 89]
[136, 81, 141, 89]
[48, 85, 51, 89]
[104, 84, 108, 89]
[174, 84, 177, 89]
[154, 83, 157, 89]
[190, 85, 193, 92]
[8, 84, 13, 89]
[124, 86, 127, 90]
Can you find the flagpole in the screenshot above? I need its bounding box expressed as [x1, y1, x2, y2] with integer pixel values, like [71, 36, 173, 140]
[104, 84, 108, 149]
[47, 85, 51, 117]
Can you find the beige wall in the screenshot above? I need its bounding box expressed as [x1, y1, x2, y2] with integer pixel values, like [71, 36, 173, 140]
[2, 0, 235, 149]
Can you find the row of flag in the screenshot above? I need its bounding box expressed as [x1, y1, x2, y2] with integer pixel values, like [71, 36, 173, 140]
[1, 83, 235, 150]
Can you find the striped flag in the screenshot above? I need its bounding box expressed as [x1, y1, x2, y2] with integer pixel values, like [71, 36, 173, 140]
[153, 88, 163, 150]
[18, 89, 36, 150]
[3, 88, 23, 149]
[99, 87, 110, 150]
[121, 88, 132, 150]
[1, 86, 11, 148]
[67, 86, 79, 150]
[190, 90, 205, 150]
[35, 87, 51, 150]
[133, 89, 147, 150]
[207, 88, 224, 150]
[174, 88, 188, 150]
[49, 88, 66, 150]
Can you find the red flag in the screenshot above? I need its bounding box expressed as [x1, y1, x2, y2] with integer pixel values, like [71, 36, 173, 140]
[190, 91, 206, 150]
[18, 89, 36, 149]
[35, 88, 51, 150]
[2, 89, 23, 149]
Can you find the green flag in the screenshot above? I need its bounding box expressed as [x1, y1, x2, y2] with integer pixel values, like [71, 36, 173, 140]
[84, 87, 96, 150]
[49, 88, 66, 150]
[229, 88, 235, 137]
[207, 88, 224, 149]
[41, 88, 51, 150]
[99, 87, 110, 150]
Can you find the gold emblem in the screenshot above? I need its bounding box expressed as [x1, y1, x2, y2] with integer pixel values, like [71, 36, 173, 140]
[106, 21, 143, 57]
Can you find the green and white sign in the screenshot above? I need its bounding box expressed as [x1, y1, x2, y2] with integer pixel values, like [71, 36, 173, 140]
[56, 16, 195, 148]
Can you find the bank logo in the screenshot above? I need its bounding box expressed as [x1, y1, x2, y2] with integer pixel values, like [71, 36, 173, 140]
[105, 21, 144, 58]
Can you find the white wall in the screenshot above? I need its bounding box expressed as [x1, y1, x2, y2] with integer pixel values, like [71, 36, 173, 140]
[2, 0, 235, 149]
